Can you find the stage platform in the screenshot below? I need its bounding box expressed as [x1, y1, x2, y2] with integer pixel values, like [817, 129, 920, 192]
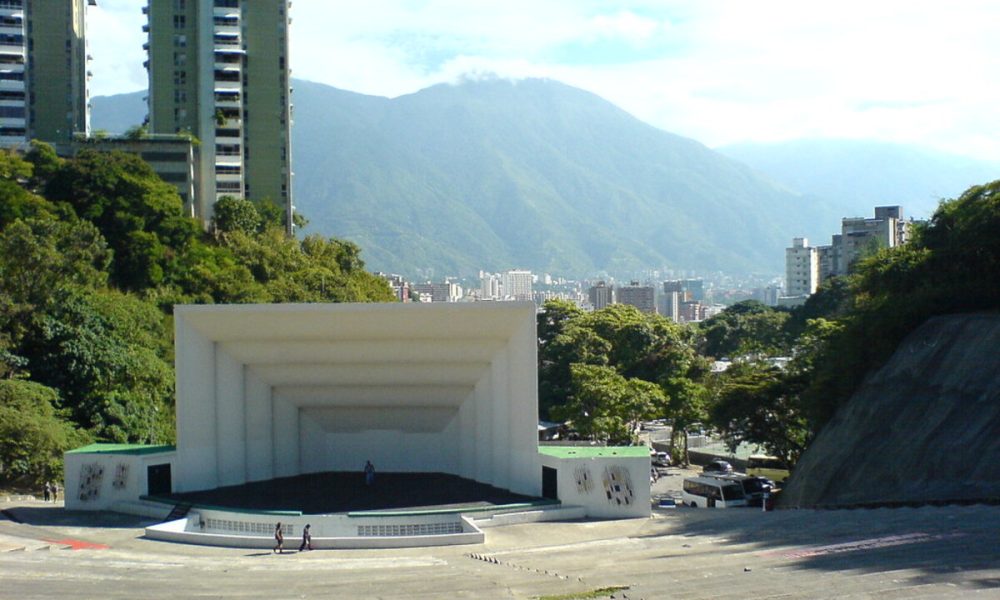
[140, 472, 581, 549]
[161, 472, 541, 515]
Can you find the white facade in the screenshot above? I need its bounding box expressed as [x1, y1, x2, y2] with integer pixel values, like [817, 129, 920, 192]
[538, 448, 650, 519]
[64, 445, 177, 511]
[785, 237, 819, 297]
[501, 270, 534, 301]
[173, 302, 541, 497]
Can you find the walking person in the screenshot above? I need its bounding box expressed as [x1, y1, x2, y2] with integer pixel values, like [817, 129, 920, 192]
[299, 524, 313, 551]
[52, 483, 58, 502]
[43, 482, 51, 502]
[273, 522, 284, 554]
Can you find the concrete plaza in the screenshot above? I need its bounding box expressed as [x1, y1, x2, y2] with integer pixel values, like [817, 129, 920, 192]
[3, 493, 999, 599]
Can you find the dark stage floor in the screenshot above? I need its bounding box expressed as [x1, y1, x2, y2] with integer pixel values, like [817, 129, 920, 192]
[165, 472, 540, 514]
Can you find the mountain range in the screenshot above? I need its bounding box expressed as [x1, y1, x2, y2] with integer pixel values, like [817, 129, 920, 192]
[719, 139, 1000, 221]
[91, 78, 999, 278]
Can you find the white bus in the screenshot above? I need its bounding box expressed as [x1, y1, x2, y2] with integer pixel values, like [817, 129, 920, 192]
[681, 476, 748, 508]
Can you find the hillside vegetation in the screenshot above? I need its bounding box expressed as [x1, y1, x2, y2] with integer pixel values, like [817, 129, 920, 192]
[0, 144, 392, 488]
[539, 179, 1000, 473]
[93, 80, 843, 277]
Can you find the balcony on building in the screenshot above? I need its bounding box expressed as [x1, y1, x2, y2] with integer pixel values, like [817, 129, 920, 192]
[213, 32, 241, 49]
[214, 50, 243, 70]
[214, 127, 242, 145]
[0, 1, 24, 20]
[0, 70, 24, 90]
[214, 90, 240, 108]
[0, 34, 22, 53]
[213, 15, 239, 36]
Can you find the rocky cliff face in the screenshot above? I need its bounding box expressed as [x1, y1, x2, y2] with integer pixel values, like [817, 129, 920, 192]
[780, 313, 1000, 507]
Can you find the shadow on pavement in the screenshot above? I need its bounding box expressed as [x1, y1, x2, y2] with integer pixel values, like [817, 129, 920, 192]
[645, 503, 1000, 586]
[4, 505, 156, 530]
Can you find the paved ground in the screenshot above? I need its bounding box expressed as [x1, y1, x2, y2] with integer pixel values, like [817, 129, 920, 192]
[3, 481, 1000, 599]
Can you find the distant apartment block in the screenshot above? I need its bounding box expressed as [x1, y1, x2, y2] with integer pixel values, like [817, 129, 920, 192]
[661, 279, 705, 322]
[785, 205, 912, 302]
[480, 272, 501, 300]
[145, 0, 293, 231]
[0, 0, 93, 147]
[617, 281, 656, 314]
[501, 270, 534, 301]
[411, 281, 462, 303]
[378, 273, 410, 302]
[785, 237, 819, 298]
[587, 281, 614, 310]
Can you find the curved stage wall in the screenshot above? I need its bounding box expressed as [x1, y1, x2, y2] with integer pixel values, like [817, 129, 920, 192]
[174, 303, 541, 498]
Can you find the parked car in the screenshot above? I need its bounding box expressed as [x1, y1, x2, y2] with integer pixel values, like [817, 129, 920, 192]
[702, 459, 734, 474]
[652, 452, 671, 467]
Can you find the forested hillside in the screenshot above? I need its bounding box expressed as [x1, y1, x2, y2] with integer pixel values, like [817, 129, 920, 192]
[0, 144, 392, 488]
[92, 80, 841, 277]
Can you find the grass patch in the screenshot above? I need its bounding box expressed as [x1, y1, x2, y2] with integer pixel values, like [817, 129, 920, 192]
[538, 585, 629, 600]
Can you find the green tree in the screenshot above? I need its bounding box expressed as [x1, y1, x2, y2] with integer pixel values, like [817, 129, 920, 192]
[0, 379, 91, 487]
[24, 141, 63, 192]
[212, 196, 262, 235]
[0, 217, 110, 311]
[20, 287, 175, 443]
[708, 360, 809, 465]
[552, 364, 664, 444]
[44, 149, 200, 291]
[699, 300, 791, 358]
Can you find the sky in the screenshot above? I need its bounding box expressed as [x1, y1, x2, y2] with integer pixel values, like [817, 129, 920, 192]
[89, 1, 1000, 160]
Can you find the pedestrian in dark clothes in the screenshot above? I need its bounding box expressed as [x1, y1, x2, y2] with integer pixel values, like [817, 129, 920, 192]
[299, 524, 313, 551]
[273, 522, 284, 554]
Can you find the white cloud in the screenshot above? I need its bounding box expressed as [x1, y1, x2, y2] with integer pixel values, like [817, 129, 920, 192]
[82, 0, 1000, 160]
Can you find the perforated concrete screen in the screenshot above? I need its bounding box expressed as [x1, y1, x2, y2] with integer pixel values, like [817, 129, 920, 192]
[174, 302, 540, 496]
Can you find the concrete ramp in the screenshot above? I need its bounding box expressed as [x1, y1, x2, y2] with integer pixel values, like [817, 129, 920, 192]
[781, 313, 1000, 508]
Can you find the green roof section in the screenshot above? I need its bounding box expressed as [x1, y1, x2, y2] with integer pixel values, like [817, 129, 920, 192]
[538, 446, 650, 459]
[67, 443, 176, 456]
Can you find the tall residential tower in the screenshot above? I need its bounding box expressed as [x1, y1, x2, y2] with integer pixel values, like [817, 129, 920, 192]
[145, 0, 293, 230]
[0, 0, 92, 147]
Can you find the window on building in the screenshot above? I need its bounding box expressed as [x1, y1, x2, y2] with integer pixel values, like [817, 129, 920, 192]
[173, 70, 186, 85]
[173, 15, 186, 29]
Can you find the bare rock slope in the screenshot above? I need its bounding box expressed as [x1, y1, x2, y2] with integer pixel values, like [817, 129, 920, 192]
[780, 313, 1000, 507]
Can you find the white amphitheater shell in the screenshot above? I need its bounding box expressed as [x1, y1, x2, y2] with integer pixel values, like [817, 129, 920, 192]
[173, 301, 541, 497]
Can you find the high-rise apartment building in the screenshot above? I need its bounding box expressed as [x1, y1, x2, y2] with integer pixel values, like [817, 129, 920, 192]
[785, 237, 819, 297]
[588, 281, 614, 310]
[617, 281, 656, 314]
[501, 270, 534, 301]
[1, 0, 92, 147]
[145, 0, 293, 231]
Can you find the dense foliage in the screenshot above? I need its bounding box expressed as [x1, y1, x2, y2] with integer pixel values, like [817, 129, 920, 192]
[538, 301, 710, 459]
[0, 145, 392, 487]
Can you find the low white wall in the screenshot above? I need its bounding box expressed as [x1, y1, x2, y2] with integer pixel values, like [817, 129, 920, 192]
[64, 451, 176, 511]
[539, 453, 650, 519]
[145, 509, 484, 549]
